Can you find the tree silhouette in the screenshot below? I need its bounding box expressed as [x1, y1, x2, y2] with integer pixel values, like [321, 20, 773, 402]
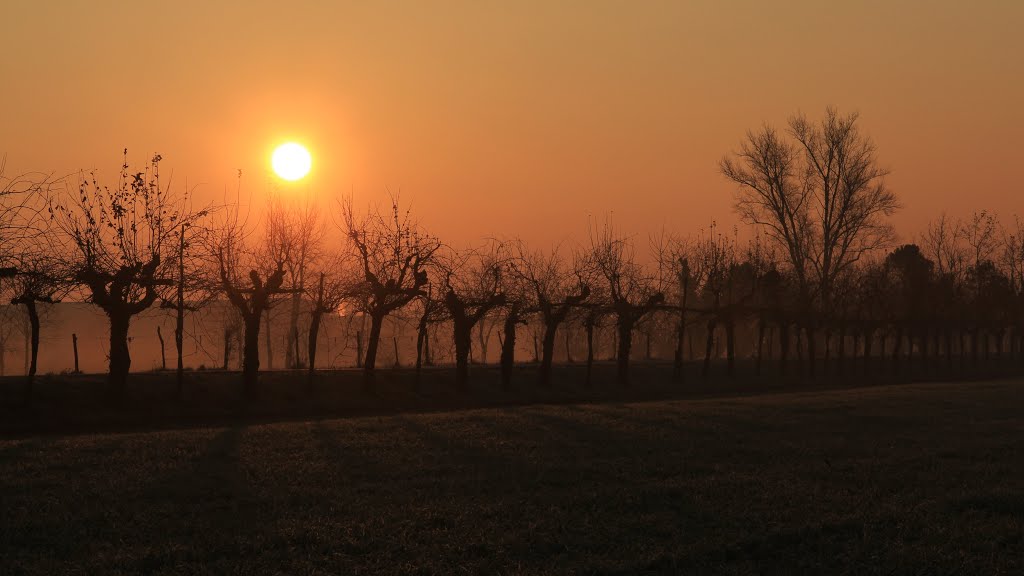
[49, 153, 206, 395]
[587, 219, 664, 386]
[8, 254, 63, 401]
[207, 200, 293, 396]
[267, 200, 324, 370]
[508, 240, 589, 387]
[435, 244, 506, 393]
[342, 194, 439, 390]
[305, 262, 349, 391]
[722, 108, 898, 378]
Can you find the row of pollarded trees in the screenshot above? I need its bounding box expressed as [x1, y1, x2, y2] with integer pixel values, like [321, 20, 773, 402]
[2, 109, 1024, 403]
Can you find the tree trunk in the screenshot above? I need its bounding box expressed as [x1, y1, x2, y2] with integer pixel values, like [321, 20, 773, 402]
[837, 324, 847, 380]
[22, 300, 40, 402]
[157, 326, 167, 371]
[823, 329, 832, 379]
[540, 319, 558, 387]
[307, 310, 322, 393]
[585, 319, 595, 388]
[863, 328, 875, 376]
[263, 308, 274, 370]
[805, 324, 817, 380]
[424, 328, 433, 366]
[222, 328, 232, 370]
[616, 316, 633, 386]
[500, 310, 518, 390]
[674, 305, 687, 382]
[755, 318, 766, 377]
[287, 292, 301, 369]
[850, 330, 860, 378]
[242, 313, 261, 396]
[72, 333, 79, 373]
[454, 320, 472, 393]
[958, 329, 966, 372]
[175, 227, 186, 397]
[795, 326, 804, 373]
[725, 320, 736, 378]
[779, 322, 790, 377]
[107, 310, 132, 396]
[907, 327, 914, 371]
[891, 327, 903, 376]
[971, 329, 979, 368]
[702, 318, 716, 381]
[945, 328, 954, 374]
[415, 318, 428, 391]
[362, 312, 384, 391]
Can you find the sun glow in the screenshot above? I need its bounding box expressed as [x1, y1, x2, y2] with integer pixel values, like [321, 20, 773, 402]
[271, 142, 312, 181]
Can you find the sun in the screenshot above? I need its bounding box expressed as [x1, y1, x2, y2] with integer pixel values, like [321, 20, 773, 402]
[271, 142, 312, 181]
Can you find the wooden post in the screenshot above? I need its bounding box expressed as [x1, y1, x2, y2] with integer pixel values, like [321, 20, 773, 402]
[157, 326, 166, 370]
[72, 333, 80, 373]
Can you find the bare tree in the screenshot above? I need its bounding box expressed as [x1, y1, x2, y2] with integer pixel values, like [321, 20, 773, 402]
[586, 218, 664, 386]
[412, 284, 447, 389]
[508, 240, 590, 387]
[435, 243, 507, 393]
[207, 198, 292, 396]
[8, 253, 65, 400]
[0, 163, 61, 399]
[651, 230, 693, 382]
[722, 108, 897, 378]
[692, 222, 739, 380]
[305, 258, 350, 391]
[157, 218, 215, 398]
[49, 153, 207, 395]
[959, 210, 1000, 364]
[266, 200, 324, 369]
[342, 194, 440, 390]
[1, 159, 55, 278]
[923, 214, 968, 371]
[1001, 217, 1024, 362]
[493, 250, 535, 390]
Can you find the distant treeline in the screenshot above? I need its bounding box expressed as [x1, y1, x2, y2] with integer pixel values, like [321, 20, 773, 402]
[1, 109, 1023, 403]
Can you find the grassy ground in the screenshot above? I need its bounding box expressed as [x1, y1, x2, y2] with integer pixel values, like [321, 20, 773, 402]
[4, 358, 1022, 435]
[2, 378, 1023, 574]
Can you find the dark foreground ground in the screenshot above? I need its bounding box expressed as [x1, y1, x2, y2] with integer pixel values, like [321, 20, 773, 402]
[4, 358, 1022, 435]
[2, 378, 1023, 575]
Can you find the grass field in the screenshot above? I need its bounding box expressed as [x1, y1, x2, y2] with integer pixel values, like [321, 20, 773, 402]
[2, 378, 1023, 574]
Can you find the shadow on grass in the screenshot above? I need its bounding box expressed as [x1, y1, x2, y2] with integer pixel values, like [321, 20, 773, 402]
[950, 493, 1024, 518]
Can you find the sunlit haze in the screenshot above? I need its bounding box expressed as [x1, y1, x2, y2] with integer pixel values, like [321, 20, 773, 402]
[2, 1, 1022, 244]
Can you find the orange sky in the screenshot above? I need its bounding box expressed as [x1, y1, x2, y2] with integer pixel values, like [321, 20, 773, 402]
[3, 1, 1022, 248]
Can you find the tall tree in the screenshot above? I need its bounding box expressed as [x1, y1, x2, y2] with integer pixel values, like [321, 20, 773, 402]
[722, 108, 898, 378]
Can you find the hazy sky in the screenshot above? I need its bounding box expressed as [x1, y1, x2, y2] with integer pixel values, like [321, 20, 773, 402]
[3, 0, 1022, 247]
